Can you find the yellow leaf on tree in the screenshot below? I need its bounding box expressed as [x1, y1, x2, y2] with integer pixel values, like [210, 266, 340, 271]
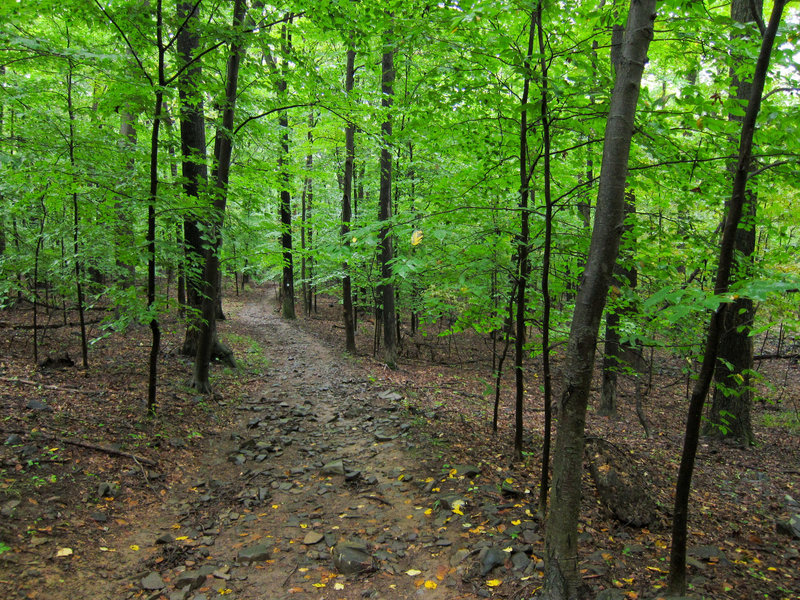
[486, 579, 502, 587]
[411, 230, 423, 246]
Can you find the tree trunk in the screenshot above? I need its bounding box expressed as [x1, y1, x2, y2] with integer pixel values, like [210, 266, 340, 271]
[177, 0, 210, 356]
[704, 0, 760, 447]
[278, 21, 296, 320]
[342, 46, 357, 353]
[536, 0, 553, 518]
[378, 32, 397, 368]
[599, 193, 637, 417]
[540, 2, 657, 597]
[192, 0, 246, 392]
[513, 7, 536, 462]
[667, 2, 786, 594]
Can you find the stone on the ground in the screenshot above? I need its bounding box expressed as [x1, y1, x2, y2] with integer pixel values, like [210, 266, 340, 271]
[97, 482, 119, 498]
[377, 391, 403, 401]
[303, 531, 325, 545]
[321, 459, 345, 475]
[5, 433, 23, 445]
[238, 542, 273, 564]
[332, 540, 375, 575]
[480, 546, 507, 576]
[173, 569, 207, 590]
[26, 399, 53, 412]
[140, 572, 165, 590]
[452, 464, 481, 478]
[1, 499, 21, 518]
[776, 514, 800, 539]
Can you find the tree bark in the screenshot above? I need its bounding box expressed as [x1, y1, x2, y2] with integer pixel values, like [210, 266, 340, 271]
[513, 6, 536, 462]
[540, 2, 657, 597]
[176, 0, 210, 356]
[342, 46, 357, 353]
[278, 20, 296, 320]
[192, 0, 246, 392]
[378, 32, 397, 368]
[704, 0, 760, 447]
[667, 1, 786, 594]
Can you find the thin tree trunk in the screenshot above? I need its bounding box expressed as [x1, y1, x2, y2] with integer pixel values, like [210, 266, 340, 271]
[145, 0, 166, 415]
[192, 0, 246, 392]
[342, 47, 357, 353]
[378, 31, 397, 368]
[513, 7, 536, 462]
[667, 2, 786, 593]
[536, 0, 553, 518]
[65, 55, 88, 368]
[541, 2, 657, 597]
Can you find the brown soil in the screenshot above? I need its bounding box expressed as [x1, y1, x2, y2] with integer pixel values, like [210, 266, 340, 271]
[0, 284, 798, 600]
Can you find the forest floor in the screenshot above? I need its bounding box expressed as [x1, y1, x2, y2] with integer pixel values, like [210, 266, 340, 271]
[0, 283, 798, 600]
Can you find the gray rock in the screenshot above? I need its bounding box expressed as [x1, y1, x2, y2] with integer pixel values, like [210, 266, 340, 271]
[238, 542, 273, 564]
[450, 548, 471, 566]
[377, 391, 403, 401]
[480, 547, 508, 576]
[169, 588, 190, 600]
[303, 531, 325, 545]
[26, 399, 53, 412]
[140, 572, 165, 590]
[5, 433, 23, 445]
[173, 570, 206, 590]
[511, 551, 530, 571]
[332, 540, 375, 575]
[452, 464, 482, 479]
[321, 459, 345, 475]
[776, 514, 800, 539]
[1, 499, 21, 518]
[374, 431, 395, 442]
[97, 482, 119, 498]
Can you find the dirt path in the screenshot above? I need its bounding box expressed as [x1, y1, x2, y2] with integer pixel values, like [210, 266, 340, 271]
[85, 293, 497, 599]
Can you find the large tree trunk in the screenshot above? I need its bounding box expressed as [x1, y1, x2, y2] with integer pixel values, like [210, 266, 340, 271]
[177, 0, 210, 357]
[378, 33, 397, 368]
[704, 0, 760, 447]
[192, 0, 246, 392]
[667, 2, 786, 594]
[341, 47, 357, 354]
[540, 2, 657, 598]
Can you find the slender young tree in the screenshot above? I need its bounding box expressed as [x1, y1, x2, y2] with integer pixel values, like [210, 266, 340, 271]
[378, 30, 397, 368]
[341, 45, 357, 353]
[513, 6, 537, 462]
[278, 19, 296, 319]
[668, 2, 787, 593]
[540, 2, 657, 597]
[193, 0, 246, 392]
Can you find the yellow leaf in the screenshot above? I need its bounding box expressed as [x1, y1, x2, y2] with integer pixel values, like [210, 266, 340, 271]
[129, 545, 139, 551]
[300, 523, 308, 529]
[56, 547, 73, 557]
[511, 520, 521, 526]
[175, 536, 189, 541]
[312, 583, 326, 588]
[411, 229, 423, 246]
[405, 569, 422, 576]
[171, 524, 181, 529]
[424, 508, 433, 516]
[486, 579, 502, 587]
[502, 546, 513, 553]
[334, 582, 345, 590]
[424, 580, 437, 589]
[218, 589, 233, 595]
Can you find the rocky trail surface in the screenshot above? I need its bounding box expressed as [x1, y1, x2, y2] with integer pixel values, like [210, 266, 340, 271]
[52, 293, 541, 600]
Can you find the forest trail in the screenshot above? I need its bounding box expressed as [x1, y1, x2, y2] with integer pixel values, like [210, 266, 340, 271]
[40, 291, 497, 599]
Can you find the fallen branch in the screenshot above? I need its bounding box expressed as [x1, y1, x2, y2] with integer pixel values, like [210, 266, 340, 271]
[360, 494, 393, 507]
[60, 438, 157, 467]
[0, 376, 97, 395]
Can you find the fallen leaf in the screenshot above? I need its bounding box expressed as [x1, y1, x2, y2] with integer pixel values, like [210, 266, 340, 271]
[424, 580, 437, 589]
[129, 545, 139, 551]
[486, 579, 502, 587]
[56, 547, 73, 557]
[334, 582, 345, 590]
[405, 569, 422, 576]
